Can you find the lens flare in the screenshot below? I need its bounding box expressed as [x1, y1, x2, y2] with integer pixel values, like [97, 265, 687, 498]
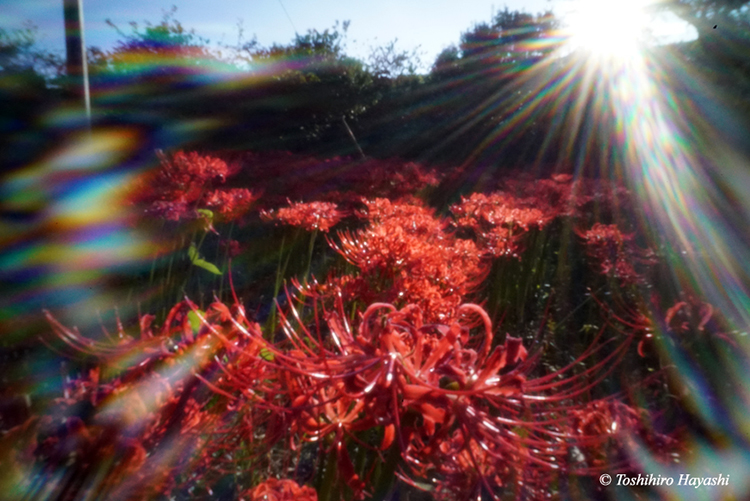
[565, 0, 652, 60]
[582, 21, 750, 499]
[3, 8, 750, 499]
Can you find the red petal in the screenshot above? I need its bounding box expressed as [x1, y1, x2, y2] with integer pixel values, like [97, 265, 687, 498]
[380, 424, 395, 450]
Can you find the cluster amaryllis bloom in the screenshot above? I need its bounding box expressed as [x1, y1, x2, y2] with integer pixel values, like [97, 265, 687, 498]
[211, 291, 659, 500]
[343, 159, 441, 200]
[326, 198, 486, 321]
[243, 478, 317, 501]
[220, 238, 244, 258]
[131, 151, 228, 215]
[33, 299, 260, 499]
[497, 173, 636, 224]
[594, 288, 739, 360]
[499, 173, 596, 219]
[130, 150, 258, 223]
[451, 192, 550, 258]
[35, 283, 680, 500]
[30, 149, 690, 500]
[223, 151, 441, 209]
[576, 223, 657, 284]
[262, 200, 343, 232]
[152, 150, 232, 197]
[657, 294, 738, 349]
[203, 188, 259, 222]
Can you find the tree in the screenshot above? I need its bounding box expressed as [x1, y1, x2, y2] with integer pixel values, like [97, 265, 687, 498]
[453, 8, 559, 76]
[395, 9, 564, 167]
[0, 24, 63, 170]
[656, 0, 750, 47]
[366, 39, 423, 79]
[0, 23, 62, 85]
[431, 45, 461, 77]
[89, 6, 229, 80]
[233, 22, 377, 152]
[250, 21, 350, 67]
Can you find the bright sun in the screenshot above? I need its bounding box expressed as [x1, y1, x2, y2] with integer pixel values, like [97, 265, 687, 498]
[565, 0, 652, 59]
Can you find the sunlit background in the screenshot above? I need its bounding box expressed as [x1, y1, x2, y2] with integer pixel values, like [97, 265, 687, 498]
[2, 0, 697, 69]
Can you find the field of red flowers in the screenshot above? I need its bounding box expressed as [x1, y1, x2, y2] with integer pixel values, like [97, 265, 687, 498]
[4, 150, 742, 500]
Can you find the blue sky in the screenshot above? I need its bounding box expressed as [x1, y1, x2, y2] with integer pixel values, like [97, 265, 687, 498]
[3, 0, 694, 67]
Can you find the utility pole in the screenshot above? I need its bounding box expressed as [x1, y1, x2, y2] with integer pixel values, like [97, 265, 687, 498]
[63, 0, 91, 129]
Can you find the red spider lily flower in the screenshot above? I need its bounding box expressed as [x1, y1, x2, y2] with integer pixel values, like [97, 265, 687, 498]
[498, 172, 635, 225]
[218, 151, 441, 210]
[499, 172, 604, 219]
[148, 197, 193, 221]
[576, 223, 657, 285]
[263, 201, 343, 232]
[568, 399, 634, 438]
[151, 150, 230, 202]
[262, 298, 516, 496]
[408, 428, 509, 500]
[328, 198, 486, 321]
[664, 295, 737, 346]
[153, 150, 231, 196]
[38, 300, 261, 499]
[352, 159, 441, 199]
[33, 356, 221, 499]
[452, 192, 548, 231]
[244, 478, 317, 501]
[221, 238, 244, 258]
[357, 197, 443, 228]
[202, 188, 258, 222]
[242, 289, 651, 499]
[451, 192, 550, 258]
[130, 151, 237, 222]
[565, 397, 682, 477]
[40, 282, 678, 501]
[594, 290, 737, 358]
[666, 298, 714, 334]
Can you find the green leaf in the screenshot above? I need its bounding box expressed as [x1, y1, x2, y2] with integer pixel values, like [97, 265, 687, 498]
[439, 376, 460, 390]
[259, 348, 275, 361]
[193, 258, 222, 275]
[187, 310, 205, 333]
[187, 242, 222, 275]
[372, 441, 403, 499]
[196, 208, 214, 220]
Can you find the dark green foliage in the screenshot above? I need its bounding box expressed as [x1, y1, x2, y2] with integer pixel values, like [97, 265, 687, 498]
[658, 0, 750, 38]
[7, 5, 750, 168]
[0, 23, 63, 81]
[0, 25, 64, 171]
